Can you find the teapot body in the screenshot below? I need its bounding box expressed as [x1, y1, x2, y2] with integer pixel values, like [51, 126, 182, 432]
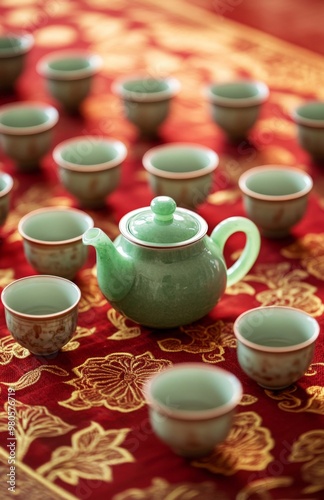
[108, 234, 227, 329]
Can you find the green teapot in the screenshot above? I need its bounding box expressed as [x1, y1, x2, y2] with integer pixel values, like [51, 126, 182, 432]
[82, 196, 260, 328]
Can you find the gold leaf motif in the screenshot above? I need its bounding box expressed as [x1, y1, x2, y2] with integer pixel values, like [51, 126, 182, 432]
[193, 412, 274, 475]
[113, 477, 221, 500]
[236, 477, 293, 500]
[61, 326, 96, 351]
[107, 309, 142, 340]
[60, 352, 172, 412]
[281, 233, 324, 281]
[2, 365, 69, 390]
[0, 335, 30, 365]
[288, 430, 324, 494]
[0, 268, 14, 288]
[240, 394, 258, 406]
[37, 422, 134, 485]
[226, 281, 256, 296]
[158, 321, 234, 364]
[266, 385, 324, 414]
[0, 401, 75, 460]
[244, 263, 324, 316]
[78, 267, 107, 313]
[208, 189, 240, 205]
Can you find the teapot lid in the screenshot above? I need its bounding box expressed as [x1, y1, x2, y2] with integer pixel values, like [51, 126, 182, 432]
[119, 196, 207, 247]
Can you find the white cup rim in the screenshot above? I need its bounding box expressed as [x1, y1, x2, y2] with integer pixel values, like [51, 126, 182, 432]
[36, 50, 103, 80]
[142, 142, 219, 180]
[111, 75, 181, 102]
[1, 275, 81, 319]
[143, 362, 242, 421]
[238, 165, 313, 201]
[204, 79, 269, 108]
[292, 100, 324, 128]
[0, 101, 59, 136]
[0, 33, 34, 57]
[53, 136, 127, 172]
[0, 172, 14, 196]
[233, 305, 320, 353]
[18, 206, 94, 245]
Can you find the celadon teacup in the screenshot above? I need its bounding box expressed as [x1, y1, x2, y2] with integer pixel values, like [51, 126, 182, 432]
[292, 101, 324, 160]
[0, 172, 13, 228]
[142, 143, 219, 209]
[233, 306, 320, 390]
[205, 80, 269, 141]
[239, 165, 313, 238]
[0, 101, 59, 172]
[143, 363, 242, 457]
[37, 50, 102, 112]
[18, 207, 94, 279]
[0, 33, 34, 92]
[53, 136, 127, 208]
[112, 75, 180, 136]
[1, 275, 81, 356]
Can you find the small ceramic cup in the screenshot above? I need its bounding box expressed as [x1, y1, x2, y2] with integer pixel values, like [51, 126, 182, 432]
[233, 306, 320, 390]
[205, 80, 269, 141]
[238, 165, 313, 238]
[1, 275, 81, 356]
[142, 143, 219, 208]
[292, 101, 324, 160]
[112, 75, 180, 136]
[18, 207, 94, 279]
[143, 363, 242, 458]
[0, 33, 34, 92]
[0, 172, 13, 228]
[0, 101, 59, 172]
[37, 50, 102, 112]
[53, 136, 127, 208]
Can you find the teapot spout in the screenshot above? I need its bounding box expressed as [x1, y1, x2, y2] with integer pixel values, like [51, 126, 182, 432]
[83, 227, 134, 302]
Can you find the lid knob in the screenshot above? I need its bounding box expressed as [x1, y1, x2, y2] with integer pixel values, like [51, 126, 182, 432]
[151, 196, 176, 223]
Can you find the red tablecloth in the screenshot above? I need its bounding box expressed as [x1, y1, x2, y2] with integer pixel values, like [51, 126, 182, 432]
[0, 1, 324, 499]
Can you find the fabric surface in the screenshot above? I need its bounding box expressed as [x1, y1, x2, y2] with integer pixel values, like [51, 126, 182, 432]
[0, 0, 324, 498]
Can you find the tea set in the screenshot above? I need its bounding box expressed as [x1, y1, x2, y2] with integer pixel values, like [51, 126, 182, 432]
[0, 32, 321, 458]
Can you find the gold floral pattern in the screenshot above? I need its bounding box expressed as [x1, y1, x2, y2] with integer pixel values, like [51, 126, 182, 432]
[236, 477, 293, 500]
[281, 234, 324, 281]
[0, 401, 74, 460]
[158, 320, 235, 363]
[193, 412, 274, 475]
[266, 385, 324, 414]
[107, 309, 142, 340]
[0, 335, 30, 365]
[2, 365, 69, 391]
[244, 263, 324, 316]
[78, 267, 108, 313]
[61, 326, 96, 351]
[288, 430, 324, 494]
[37, 422, 134, 485]
[60, 352, 172, 412]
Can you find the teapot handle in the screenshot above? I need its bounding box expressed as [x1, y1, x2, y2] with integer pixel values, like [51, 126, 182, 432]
[210, 216, 260, 288]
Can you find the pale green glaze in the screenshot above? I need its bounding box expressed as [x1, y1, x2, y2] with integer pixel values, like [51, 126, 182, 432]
[83, 196, 260, 328]
[0, 172, 13, 227]
[0, 34, 33, 91]
[293, 101, 324, 160]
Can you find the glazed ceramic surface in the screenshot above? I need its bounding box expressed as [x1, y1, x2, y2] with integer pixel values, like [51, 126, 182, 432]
[0, 102, 59, 171]
[0, 33, 34, 91]
[205, 80, 269, 140]
[239, 165, 313, 238]
[292, 101, 324, 159]
[53, 136, 127, 208]
[234, 306, 319, 389]
[142, 143, 218, 208]
[143, 363, 242, 457]
[18, 207, 94, 279]
[37, 50, 102, 112]
[0, 172, 13, 227]
[83, 196, 260, 328]
[112, 76, 180, 135]
[1, 275, 81, 356]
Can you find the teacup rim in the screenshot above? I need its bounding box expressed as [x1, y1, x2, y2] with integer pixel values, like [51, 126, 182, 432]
[142, 142, 219, 179]
[204, 79, 269, 108]
[1, 275, 81, 319]
[292, 100, 324, 128]
[18, 206, 94, 245]
[238, 165, 313, 201]
[233, 305, 320, 353]
[111, 74, 181, 102]
[0, 32, 34, 57]
[0, 101, 59, 136]
[143, 362, 242, 421]
[53, 136, 127, 171]
[36, 50, 103, 80]
[0, 172, 14, 196]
